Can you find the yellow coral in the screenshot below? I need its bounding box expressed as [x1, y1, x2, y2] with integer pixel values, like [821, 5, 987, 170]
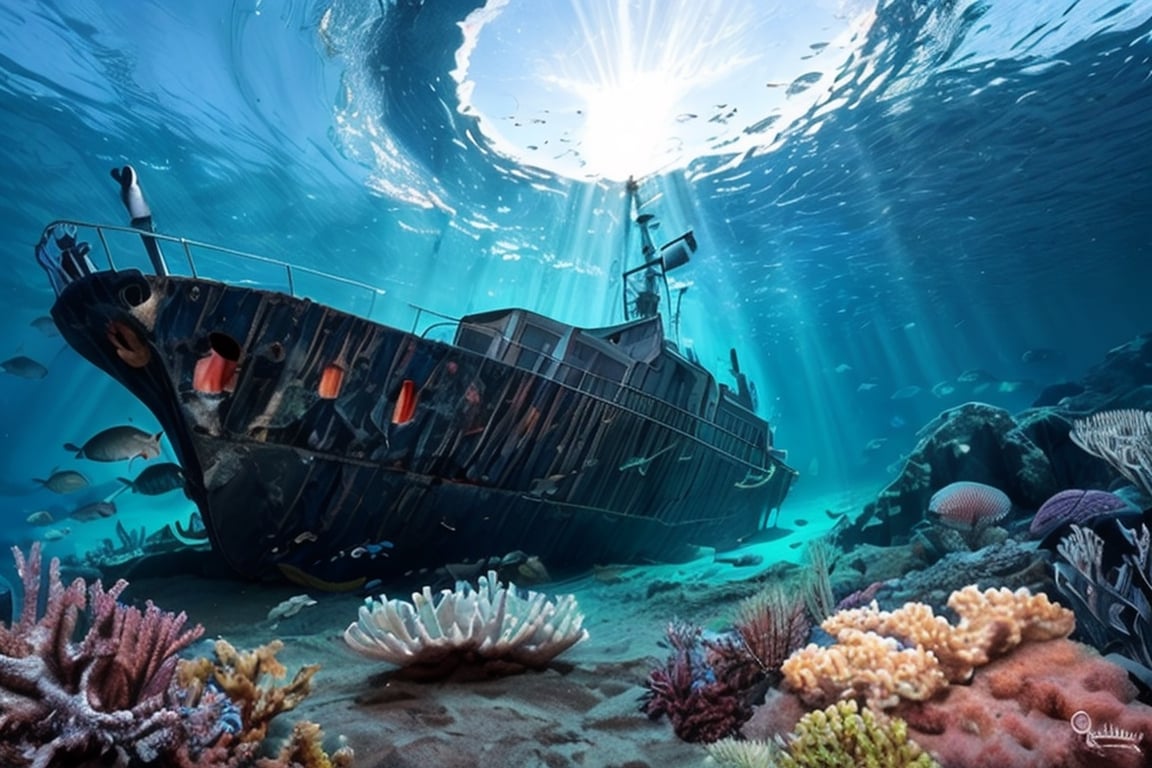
[775, 699, 940, 768]
[176, 639, 319, 743]
[274, 720, 355, 768]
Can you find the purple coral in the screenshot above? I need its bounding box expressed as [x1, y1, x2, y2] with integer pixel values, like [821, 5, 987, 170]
[1029, 488, 1134, 536]
[928, 480, 1011, 529]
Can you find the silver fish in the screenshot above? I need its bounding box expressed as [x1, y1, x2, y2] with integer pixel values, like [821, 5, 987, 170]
[25, 510, 54, 526]
[65, 425, 163, 463]
[1, 355, 48, 379]
[33, 469, 90, 494]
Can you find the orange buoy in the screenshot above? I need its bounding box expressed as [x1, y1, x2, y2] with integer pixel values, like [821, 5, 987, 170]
[318, 363, 345, 400]
[391, 379, 417, 424]
[193, 332, 240, 394]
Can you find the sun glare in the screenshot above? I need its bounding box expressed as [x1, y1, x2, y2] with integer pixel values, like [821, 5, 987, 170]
[576, 72, 683, 180]
[453, 0, 875, 181]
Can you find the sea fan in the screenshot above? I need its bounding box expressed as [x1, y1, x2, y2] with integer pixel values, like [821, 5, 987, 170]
[1029, 488, 1134, 537]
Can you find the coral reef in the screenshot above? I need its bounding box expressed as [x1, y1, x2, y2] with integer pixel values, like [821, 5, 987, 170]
[1069, 409, 1152, 499]
[1029, 488, 1135, 537]
[343, 569, 587, 678]
[703, 736, 776, 767]
[928, 480, 1011, 528]
[1052, 516, 1152, 688]
[848, 402, 1059, 547]
[872, 538, 1049, 609]
[781, 586, 1074, 708]
[0, 544, 352, 768]
[782, 627, 947, 709]
[642, 584, 810, 743]
[774, 699, 939, 768]
[730, 584, 811, 679]
[894, 638, 1152, 768]
[173, 637, 352, 767]
[0, 543, 203, 767]
[641, 621, 750, 743]
[176, 638, 319, 744]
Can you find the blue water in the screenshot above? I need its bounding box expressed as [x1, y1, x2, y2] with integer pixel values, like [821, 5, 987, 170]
[1, 0, 1150, 561]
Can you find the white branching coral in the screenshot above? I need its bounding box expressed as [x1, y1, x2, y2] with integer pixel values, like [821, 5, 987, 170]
[343, 570, 588, 677]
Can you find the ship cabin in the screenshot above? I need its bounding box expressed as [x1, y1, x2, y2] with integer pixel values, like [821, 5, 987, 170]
[453, 308, 775, 469]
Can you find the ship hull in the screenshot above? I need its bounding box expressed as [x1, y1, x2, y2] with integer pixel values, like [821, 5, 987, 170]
[52, 269, 794, 583]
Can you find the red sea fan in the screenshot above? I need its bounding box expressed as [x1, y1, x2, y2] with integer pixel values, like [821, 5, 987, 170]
[640, 622, 749, 743]
[928, 480, 1012, 529]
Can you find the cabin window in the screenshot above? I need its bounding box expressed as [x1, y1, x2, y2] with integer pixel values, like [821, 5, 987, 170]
[515, 324, 560, 373]
[562, 340, 597, 386]
[457, 325, 496, 356]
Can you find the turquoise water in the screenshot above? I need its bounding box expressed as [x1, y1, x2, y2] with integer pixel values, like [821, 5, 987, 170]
[0, 0, 1150, 565]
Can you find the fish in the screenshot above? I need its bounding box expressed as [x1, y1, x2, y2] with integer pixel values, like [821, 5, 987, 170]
[890, 385, 922, 400]
[957, 369, 998, 384]
[1, 355, 48, 379]
[117, 462, 185, 495]
[266, 594, 317, 622]
[834, 363, 852, 374]
[714, 553, 764, 567]
[33, 469, 90, 494]
[42, 527, 71, 541]
[30, 316, 59, 336]
[25, 510, 53, 526]
[65, 425, 163, 464]
[70, 501, 117, 522]
[862, 437, 888, 453]
[931, 381, 956, 398]
[1021, 347, 1064, 365]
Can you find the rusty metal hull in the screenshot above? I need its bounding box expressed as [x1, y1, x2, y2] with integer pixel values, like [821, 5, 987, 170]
[52, 269, 795, 582]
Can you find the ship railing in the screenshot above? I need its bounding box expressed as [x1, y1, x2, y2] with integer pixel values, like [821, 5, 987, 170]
[35, 219, 456, 338]
[457, 327, 773, 471]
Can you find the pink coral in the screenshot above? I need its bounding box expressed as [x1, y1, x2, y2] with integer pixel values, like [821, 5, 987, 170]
[894, 639, 1152, 768]
[0, 543, 204, 767]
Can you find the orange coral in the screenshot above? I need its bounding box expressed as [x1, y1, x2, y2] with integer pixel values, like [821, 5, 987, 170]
[783, 586, 1076, 709]
[177, 639, 318, 744]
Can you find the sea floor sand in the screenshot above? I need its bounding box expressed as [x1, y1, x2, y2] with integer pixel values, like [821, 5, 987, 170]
[122, 488, 860, 767]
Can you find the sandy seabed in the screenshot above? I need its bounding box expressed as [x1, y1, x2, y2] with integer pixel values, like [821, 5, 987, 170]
[118, 488, 861, 768]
